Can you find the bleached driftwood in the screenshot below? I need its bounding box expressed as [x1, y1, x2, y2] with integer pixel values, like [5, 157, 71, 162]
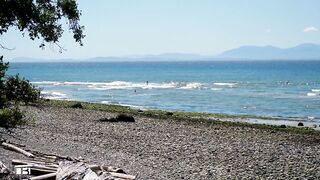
[56, 161, 91, 180]
[2, 142, 34, 158]
[29, 172, 57, 180]
[109, 172, 136, 179]
[11, 159, 136, 180]
[12, 159, 59, 168]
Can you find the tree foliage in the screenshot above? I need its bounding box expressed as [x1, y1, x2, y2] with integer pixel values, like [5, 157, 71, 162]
[0, 1, 84, 131]
[0, 0, 85, 48]
[4, 74, 40, 105]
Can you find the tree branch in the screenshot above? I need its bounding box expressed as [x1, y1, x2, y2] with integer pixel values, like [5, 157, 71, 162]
[0, 43, 15, 51]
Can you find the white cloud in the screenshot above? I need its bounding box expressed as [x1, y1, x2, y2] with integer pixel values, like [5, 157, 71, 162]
[265, 28, 272, 33]
[303, 26, 318, 32]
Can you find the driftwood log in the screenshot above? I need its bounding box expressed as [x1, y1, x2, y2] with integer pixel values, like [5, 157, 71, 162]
[2, 141, 136, 179]
[29, 172, 57, 180]
[2, 142, 34, 158]
[11, 159, 136, 180]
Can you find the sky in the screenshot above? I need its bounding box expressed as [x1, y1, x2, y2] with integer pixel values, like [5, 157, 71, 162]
[1, 0, 320, 60]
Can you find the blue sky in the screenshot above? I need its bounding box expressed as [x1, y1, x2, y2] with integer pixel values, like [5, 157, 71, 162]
[1, 0, 320, 60]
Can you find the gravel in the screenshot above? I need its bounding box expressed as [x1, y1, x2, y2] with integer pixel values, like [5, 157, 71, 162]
[1, 106, 320, 179]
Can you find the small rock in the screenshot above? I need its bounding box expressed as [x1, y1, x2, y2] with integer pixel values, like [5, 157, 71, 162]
[137, 109, 143, 113]
[116, 114, 135, 122]
[298, 122, 304, 126]
[166, 112, 174, 116]
[279, 125, 286, 128]
[70, 102, 83, 108]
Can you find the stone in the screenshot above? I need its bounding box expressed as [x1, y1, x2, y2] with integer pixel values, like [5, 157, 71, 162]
[166, 112, 174, 116]
[71, 102, 83, 108]
[116, 114, 135, 122]
[297, 122, 304, 126]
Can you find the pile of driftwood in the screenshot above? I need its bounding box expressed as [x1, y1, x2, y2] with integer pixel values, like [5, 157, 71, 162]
[1, 142, 136, 180]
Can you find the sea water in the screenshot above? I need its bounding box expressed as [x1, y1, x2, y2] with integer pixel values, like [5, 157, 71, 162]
[8, 60, 320, 121]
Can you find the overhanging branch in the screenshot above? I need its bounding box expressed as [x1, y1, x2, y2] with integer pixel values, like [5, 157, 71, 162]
[0, 43, 15, 51]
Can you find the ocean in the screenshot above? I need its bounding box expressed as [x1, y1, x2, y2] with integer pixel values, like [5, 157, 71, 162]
[8, 60, 320, 121]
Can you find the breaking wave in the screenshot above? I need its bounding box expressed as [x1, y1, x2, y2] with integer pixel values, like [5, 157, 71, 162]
[33, 81, 211, 90]
[213, 82, 237, 87]
[41, 91, 68, 99]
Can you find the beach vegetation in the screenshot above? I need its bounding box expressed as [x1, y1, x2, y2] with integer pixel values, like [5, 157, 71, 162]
[0, 56, 39, 130]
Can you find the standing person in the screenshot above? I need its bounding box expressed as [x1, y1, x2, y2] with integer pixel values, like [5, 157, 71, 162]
[146, 81, 149, 85]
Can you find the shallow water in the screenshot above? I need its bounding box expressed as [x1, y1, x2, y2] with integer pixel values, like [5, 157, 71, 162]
[8, 60, 320, 122]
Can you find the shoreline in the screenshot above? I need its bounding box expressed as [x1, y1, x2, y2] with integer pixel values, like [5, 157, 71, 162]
[44, 99, 320, 133]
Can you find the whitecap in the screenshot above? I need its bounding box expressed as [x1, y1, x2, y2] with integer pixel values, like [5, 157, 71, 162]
[211, 88, 223, 91]
[311, 89, 320, 93]
[41, 91, 67, 99]
[308, 116, 315, 120]
[32, 81, 60, 85]
[307, 93, 317, 97]
[101, 101, 110, 104]
[213, 82, 237, 87]
[180, 82, 205, 90]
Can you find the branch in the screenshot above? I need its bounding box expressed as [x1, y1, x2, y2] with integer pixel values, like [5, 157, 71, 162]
[54, 42, 67, 53]
[0, 43, 15, 51]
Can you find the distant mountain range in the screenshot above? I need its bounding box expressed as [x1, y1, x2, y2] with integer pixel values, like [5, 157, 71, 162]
[12, 43, 320, 62]
[216, 43, 320, 60]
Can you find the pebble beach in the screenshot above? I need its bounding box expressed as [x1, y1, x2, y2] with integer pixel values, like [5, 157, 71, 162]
[1, 105, 320, 179]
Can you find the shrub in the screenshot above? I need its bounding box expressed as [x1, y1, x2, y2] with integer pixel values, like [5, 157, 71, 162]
[4, 74, 40, 105]
[0, 108, 25, 130]
[0, 56, 40, 130]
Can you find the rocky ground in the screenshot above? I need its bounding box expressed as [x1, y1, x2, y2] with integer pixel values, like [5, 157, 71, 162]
[1, 106, 320, 179]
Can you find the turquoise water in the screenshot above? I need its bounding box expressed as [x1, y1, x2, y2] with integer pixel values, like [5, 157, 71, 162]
[8, 61, 320, 121]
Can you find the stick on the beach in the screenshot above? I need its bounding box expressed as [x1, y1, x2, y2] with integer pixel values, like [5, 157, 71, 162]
[109, 172, 136, 179]
[29, 172, 57, 180]
[2, 142, 34, 158]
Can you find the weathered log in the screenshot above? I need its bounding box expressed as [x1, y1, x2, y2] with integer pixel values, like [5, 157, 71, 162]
[109, 172, 136, 179]
[56, 161, 91, 180]
[83, 169, 99, 180]
[29, 172, 56, 180]
[31, 164, 57, 171]
[12, 159, 58, 169]
[31, 167, 56, 174]
[2, 142, 34, 158]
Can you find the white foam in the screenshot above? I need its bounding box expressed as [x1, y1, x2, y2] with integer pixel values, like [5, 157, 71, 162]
[32, 81, 60, 85]
[311, 89, 320, 93]
[179, 82, 204, 90]
[33, 80, 210, 91]
[308, 116, 315, 120]
[41, 91, 67, 99]
[307, 93, 317, 97]
[213, 82, 237, 87]
[101, 101, 110, 104]
[85, 81, 206, 90]
[211, 88, 223, 91]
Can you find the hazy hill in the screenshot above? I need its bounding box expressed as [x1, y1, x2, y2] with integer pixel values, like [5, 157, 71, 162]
[217, 43, 320, 60]
[11, 43, 320, 62]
